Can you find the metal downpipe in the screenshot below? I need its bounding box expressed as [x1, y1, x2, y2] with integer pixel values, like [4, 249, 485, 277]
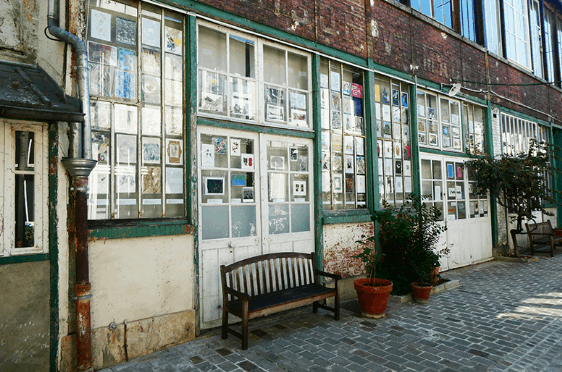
[47, 1, 96, 371]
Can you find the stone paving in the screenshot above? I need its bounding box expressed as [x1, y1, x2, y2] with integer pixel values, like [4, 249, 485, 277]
[103, 253, 562, 372]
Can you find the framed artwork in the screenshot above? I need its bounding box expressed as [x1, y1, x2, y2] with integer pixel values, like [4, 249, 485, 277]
[293, 181, 307, 196]
[242, 187, 254, 203]
[166, 139, 183, 165]
[117, 134, 137, 164]
[290, 147, 298, 161]
[142, 137, 161, 164]
[241, 154, 254, 170]
[345, 155, 354, 173]
[201, 144, 214, 168]
[231, 139, 241, 156]
[333, 175, 343, 193]
[205, 177, 225, 195]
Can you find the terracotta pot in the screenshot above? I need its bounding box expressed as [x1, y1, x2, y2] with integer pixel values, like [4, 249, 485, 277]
[429, 266, 440, 285]
[411, 282, 433, 304]
[354, 278, 393, 318]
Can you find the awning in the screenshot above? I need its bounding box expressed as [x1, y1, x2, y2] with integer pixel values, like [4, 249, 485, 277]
[0, 60, 84, 122]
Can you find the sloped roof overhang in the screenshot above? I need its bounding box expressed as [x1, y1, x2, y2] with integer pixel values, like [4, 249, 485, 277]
[0, 60, 84, 122]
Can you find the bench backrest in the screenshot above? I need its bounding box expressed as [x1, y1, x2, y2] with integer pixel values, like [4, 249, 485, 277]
[525, 220, 554, 239]
[220, 252, 318, 300]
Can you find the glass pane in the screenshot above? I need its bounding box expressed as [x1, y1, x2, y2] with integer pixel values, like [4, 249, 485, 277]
[457, 200, 467, 219]
[115, 165, 138, 219]
[434, 181, 443, 201]
[201, 170, 229, 204]
[269, 173, 288, 202]
[165, 167, 184, 217]
[267, 141, 288, 171]
[421, 159, 431, 179]
[232, 206, 257, 237]
[202, 206, 229, 239]
[230, 78, 256, 120]
[141, 165, 162, 218]
[264, 45, 286, 85]
[15, 174, 35, 248]
[291, 204, 310, 232]
[447, 201, 457, 220]
[229, 35, 255, 78]
[264, 85, 286, 123]
[290, 144, 308, 172]
[269, 204, 290, 235]
[142, 17, 161, 48]
[288, 52, 308, 90]
[200, 134, 227, 168]
[15, 131, 34, 170]
[199, 71, 227, 115]
[89, 165, 110, 219]
[198, 26, 227, 71]
[289, 90, 308, 128]
[231, 172, 255, 202]
[432, 160, 442, 179]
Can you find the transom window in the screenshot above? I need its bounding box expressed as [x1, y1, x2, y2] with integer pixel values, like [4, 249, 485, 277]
[500, 113, 549, 156]
[86, 0, 186, 220]
[197, 21, 312, 129]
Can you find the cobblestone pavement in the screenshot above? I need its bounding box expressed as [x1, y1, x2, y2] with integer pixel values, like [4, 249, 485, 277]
[104, 253, 562, 372]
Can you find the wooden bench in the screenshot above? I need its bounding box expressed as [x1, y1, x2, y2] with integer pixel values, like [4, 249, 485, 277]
[525, 220, 562, 257]
[220, 252, 341, 349]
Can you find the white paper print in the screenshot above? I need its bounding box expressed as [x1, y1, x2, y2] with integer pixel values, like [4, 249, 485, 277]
[201, 144, 215, 168]
[165, 26, 183, 55]
[384, 158, 393, 176]
[115, 104, 138, 134]
[395, 177, 403, 193]
[270, 173, 287, 200]
[405, 177, 412, 193]
[404, 160, 411, 176]
[142, 18, 161, 48]
[293, 181, 307, 196]
[322, 172, 331, 192]
[344, 136, 354, 154]
[355, 137, 365, 156]
[241, 154, 254, 170]
[166, 167, 184, 194]
[90, 9, 112, 41]
[330, 71, 341, 91]
[117, 134, 137, 164]
[231, 139, 241, 156]
[356, 175, 366, 193]
[384, 141, 392, 158]
[142, 106, 161, 136]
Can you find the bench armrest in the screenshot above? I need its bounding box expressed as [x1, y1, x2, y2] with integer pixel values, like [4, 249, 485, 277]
[223, 287, 250, 301]
[315, 269, 342, 280]
[527, 232, 553, 236]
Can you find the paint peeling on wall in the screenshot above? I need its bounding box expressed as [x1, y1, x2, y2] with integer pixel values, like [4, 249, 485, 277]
[323, 222, 374, 278]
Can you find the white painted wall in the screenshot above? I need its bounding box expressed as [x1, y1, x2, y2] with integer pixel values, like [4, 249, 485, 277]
[507, 208, 558, 250]
[88, 235, 194, 329]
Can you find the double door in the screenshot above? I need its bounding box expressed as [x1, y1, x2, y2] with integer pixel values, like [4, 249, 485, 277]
[420, 154, 492, 270]
[198, 126, 314, 328]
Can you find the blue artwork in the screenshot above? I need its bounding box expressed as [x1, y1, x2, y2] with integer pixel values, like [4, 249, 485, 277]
[115, 70, 135, 99]
[353, 97, 362, 116]
[402, 92, 408, 108]
[232, 174, 246, 186]
[447, 163, 454, 179]
[118, 48, 136, 71]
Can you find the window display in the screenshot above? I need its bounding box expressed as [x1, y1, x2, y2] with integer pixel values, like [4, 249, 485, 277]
[87, 1, 185, 219]
[376, 77, 411, 206]
[321, 59, 366, 210]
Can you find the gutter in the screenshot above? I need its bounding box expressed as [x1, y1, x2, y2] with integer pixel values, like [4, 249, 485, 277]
[47, 1, 96, 371]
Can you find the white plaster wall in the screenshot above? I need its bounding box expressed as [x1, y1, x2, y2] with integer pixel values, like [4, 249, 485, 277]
[506, 208, 558, 249]
[89, 235, 194, 329]
[36, 0, 67, 85]
[323, 222, 373, 278]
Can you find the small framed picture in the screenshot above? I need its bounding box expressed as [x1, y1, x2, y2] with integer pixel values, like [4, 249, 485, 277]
[205, 177, 225, 195]
[166, 139, 183, 165]
[345, 155, 354, 173]
[241, 154, 254, 170]
[333, 175, 343, 193]
[293, 181, 307, 196]
[242, 187, 254, 203]
[290, 147, 298, 161]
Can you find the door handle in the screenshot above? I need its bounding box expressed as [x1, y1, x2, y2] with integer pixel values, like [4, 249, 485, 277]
[228, 241, 236, 249]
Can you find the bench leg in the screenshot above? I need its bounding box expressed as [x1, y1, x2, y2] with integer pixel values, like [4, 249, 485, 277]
[221, 307, 228, 339]
[335, 292, 340, 321]
[242, 302, 249, 350]
[312, 301, 319, 314]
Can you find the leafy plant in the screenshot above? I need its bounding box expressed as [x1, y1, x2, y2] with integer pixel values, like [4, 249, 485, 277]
[354, 195, 448, 293]
[466, 139, 560, 235]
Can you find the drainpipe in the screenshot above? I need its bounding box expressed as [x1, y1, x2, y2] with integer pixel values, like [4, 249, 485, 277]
[47, 1, 97, 371]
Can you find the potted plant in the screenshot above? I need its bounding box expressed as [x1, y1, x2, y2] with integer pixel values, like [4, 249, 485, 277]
[466, 139, 561, 257]
[353, 234, 393, 319]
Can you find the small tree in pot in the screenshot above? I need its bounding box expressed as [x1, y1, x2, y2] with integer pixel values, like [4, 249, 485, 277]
[465, 139, 560, 256]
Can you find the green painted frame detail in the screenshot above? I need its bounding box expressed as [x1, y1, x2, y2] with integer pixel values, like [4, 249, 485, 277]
[323, 211, 372, 225]
[156, 0, 368, 68]
[48, 124, 59, 372]
[419, 147, 480, 158]
[197, 118, 315, 139]
[88, 219, 194, 240]
[484, 102, 499, 247]
[410, 84, 421, 197]
[186, 14, 197, 225]
[497, 105, 545, 125]
[554, 129, 562, 227]
[0, 253, 49, 266]
[312, 55, 323, 270]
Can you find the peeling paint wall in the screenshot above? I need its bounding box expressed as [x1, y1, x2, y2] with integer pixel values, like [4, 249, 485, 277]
[323, 222, 374, 278]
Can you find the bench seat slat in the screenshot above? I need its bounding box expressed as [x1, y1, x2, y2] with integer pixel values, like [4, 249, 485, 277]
[225, 284, 335, 315]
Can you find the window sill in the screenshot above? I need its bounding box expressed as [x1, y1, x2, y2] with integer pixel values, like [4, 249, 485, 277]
[323, 210, 373, 225]
[197, 117, 315, 138]
[88, 219, 194, 241]
[0, 253, 49, 265]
